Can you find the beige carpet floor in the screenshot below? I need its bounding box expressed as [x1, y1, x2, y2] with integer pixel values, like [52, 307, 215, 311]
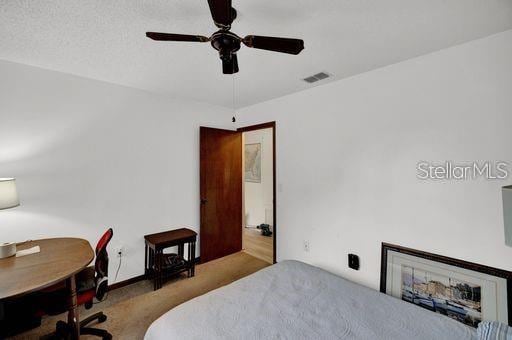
[12, 252, 269, 340]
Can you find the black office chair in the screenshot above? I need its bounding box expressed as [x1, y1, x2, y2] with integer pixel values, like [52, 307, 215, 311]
[40, 228, 113, 340]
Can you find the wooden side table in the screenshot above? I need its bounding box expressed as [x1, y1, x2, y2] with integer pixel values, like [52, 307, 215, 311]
[144, 228, 197, 290]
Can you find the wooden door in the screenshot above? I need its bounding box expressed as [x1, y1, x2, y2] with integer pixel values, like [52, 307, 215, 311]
[200, 127, 243, 263]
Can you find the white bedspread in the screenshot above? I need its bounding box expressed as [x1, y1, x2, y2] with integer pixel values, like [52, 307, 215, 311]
[145, 260, 476, 340]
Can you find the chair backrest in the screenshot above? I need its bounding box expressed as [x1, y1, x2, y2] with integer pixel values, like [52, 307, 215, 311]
[95, 228, 113, 301]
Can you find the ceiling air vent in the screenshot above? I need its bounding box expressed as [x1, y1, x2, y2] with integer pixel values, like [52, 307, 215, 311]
[303, 72, 330, 83]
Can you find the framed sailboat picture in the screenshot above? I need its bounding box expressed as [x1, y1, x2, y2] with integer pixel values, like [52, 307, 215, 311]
[380, 243, 512, 328]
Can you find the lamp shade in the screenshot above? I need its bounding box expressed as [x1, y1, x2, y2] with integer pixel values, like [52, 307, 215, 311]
[0, 178, 20, 210]
[503, 185, 512, 247]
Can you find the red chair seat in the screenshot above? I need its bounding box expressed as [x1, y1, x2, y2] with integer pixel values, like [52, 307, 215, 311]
[77, 289, 96, 306]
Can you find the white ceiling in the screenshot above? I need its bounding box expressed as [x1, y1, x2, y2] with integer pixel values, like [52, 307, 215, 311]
[1, 1, 512, 108]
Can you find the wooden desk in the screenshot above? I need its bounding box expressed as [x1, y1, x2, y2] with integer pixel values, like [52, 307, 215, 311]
[144, 228, 197, 290]
[0, 238, 94, 339]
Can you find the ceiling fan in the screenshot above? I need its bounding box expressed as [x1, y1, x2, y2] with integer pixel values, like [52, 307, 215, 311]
[146, 0, 305, 74]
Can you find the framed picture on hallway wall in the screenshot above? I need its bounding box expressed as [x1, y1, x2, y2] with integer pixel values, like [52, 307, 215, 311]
[245, 143, 261, 183]
[380, 243, 512, 328]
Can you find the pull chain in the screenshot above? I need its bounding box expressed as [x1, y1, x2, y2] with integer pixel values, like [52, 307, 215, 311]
[232, 73, 237, 123]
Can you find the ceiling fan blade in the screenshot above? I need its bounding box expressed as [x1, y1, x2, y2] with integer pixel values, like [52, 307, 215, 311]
[207, 0, 233, 27]
[146, 32, 210, 42]
[222, 54, 239, 74]
[243, 35, 304, 55]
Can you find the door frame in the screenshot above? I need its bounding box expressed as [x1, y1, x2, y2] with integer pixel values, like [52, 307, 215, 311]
[237, 121, 277, 264]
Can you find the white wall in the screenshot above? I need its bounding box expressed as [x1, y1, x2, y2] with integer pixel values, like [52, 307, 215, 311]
[243, 128, 273, 228]
[0, 60, 232, 283]
[236, 30, 512, 290]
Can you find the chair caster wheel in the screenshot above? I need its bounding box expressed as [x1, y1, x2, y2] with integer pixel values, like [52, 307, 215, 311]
[56, 320, 68, 332]
[98, 314, 107, 323]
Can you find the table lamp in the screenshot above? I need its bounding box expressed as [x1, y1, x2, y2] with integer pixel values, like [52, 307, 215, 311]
[0, 178, 19, 258]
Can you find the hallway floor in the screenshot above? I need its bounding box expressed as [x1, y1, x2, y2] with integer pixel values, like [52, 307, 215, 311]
[242, 227, 273, 264]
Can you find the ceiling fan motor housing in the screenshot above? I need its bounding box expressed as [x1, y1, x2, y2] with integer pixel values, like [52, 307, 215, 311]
[211, 31, 241, 59]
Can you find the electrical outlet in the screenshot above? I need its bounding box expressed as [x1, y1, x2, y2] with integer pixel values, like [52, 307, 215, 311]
[303, 240, 310, 252]
[114, 245, 124, 257]
[348, 254, 360, 270]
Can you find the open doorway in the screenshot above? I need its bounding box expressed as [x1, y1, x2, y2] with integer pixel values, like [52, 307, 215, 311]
[239, 123, 275, 264]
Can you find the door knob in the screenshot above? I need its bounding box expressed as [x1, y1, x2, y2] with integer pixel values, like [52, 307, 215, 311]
[200, 198, 208, 204]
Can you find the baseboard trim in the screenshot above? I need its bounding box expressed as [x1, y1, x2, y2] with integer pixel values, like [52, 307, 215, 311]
[108, 274, 146, 291]
[108, 257, 201, 291]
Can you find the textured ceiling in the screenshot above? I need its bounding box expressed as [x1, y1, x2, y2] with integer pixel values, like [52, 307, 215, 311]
[1, 1, 512, 108]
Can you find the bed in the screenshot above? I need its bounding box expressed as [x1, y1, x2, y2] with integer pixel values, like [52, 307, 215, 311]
[145, 260, 476, 339]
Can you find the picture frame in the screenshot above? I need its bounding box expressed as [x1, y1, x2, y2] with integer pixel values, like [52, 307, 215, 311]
[380, 243, 512, 327]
